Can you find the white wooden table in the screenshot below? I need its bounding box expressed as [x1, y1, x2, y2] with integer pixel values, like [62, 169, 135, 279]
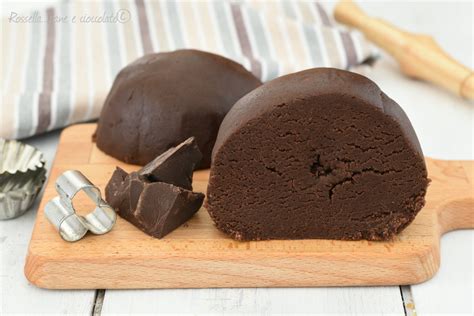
[1, 1, 473, 315]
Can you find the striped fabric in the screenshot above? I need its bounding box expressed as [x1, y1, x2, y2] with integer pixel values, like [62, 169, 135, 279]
[1, 0, 377, 140]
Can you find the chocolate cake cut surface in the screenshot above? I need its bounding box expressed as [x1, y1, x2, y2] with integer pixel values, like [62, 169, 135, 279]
[206, 68, 429, 241]
[94, 49, 262, 169]
[105, 138, 204, 238]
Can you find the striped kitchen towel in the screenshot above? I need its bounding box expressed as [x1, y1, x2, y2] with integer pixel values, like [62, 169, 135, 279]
[1, 0, 377, 140]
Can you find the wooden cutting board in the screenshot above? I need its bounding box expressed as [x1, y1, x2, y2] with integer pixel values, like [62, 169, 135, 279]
[24, 124, 473, 289]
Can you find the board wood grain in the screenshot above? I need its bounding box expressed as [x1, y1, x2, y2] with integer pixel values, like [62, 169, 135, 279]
[24, 124, 473, 289]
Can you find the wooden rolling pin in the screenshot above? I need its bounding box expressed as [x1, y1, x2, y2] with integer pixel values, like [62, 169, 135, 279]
[334, 0, 474, 100]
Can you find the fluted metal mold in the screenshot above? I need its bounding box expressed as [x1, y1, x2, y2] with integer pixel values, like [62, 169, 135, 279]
[0, 139, 46, 220]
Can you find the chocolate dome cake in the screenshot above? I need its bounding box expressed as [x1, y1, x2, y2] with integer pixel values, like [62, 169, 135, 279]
[206, 68, 429, 241]
[94, 49, 261, 169]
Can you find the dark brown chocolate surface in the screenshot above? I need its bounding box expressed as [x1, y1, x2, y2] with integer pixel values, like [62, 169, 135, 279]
[134, 183, 204, 238]
[138, 137, 201, 190]
[94, 49, 262, 169]
[105, 138, 204, 238]
[104, 166, 129, 209]
[206, 68, 429, 241]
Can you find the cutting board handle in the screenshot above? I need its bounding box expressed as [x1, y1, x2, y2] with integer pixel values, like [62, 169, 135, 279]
[434, 160, 474, 234]
[438, 198, 474, 233]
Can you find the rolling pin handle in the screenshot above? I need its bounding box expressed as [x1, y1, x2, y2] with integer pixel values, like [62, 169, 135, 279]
[335, 0, 474, 101]
[460, 73, 474, 100]
[334, 0, 367, 29]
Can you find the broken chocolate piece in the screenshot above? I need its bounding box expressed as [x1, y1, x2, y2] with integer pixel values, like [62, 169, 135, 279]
[104, 138, 205, 238]
[138, 137, 202, 190]
[105, 167, 129, 208]
[134, 183, 204, 238]
[129, 175, 146, 212]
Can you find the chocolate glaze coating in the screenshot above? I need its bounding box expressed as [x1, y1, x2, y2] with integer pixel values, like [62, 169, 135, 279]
[206, 68, 429, 241]
[94, 49, 262, 169]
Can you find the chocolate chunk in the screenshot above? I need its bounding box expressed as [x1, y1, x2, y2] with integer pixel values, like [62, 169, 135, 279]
[134, 183, 204, 238]
[104, 138, 205, 238]
[105, 170, 145, 218]
[94, 49, 262, 169]
[105, 167, 129, 208]
[206, 68, 429, 241]
[129, 174, 147, 212]
[138, 137, 201, 190]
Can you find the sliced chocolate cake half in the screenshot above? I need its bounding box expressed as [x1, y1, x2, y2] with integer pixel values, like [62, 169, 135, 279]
[206, 68, 429, 241]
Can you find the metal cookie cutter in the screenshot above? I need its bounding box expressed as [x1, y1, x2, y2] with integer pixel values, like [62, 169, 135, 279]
[45, 170, 116, 242]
